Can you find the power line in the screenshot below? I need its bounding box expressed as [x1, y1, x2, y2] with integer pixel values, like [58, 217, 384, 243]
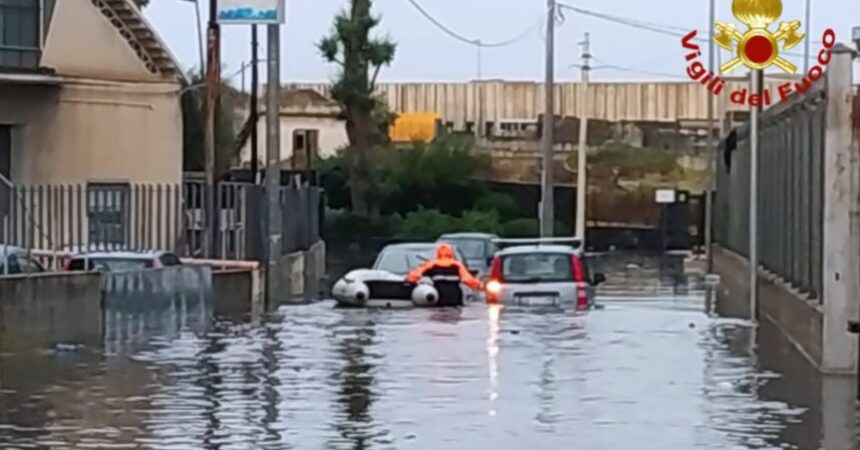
[571, 62, 687, 79]
[557, 2, 816, 61]
[405, 0, 546, 48]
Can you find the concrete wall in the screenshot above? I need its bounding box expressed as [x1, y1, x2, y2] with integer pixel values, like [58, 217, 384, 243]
[289, 78, 795, 128]
[212, 269, 263, 320]
[0, 273, 103, 348]
[0, 80, 182, 185]
[41, 0, 164, 83]
[273, 240, 326, 304]
[715, 245, 825, 369]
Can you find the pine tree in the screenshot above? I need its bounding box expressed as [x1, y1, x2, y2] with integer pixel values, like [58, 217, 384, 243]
[318, 0, 396, 216]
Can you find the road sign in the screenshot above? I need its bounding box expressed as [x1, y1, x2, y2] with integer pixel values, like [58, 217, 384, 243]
[217, 0, 284, 24]
[655, 189, 677, 204]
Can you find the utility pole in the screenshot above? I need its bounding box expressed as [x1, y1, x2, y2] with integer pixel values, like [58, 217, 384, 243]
[475, 40, 482, 140]
[705, 0, 716, 272]
[803, 0, 811, 73]
[540, 0, 556, 237]
[265, 22, 283, 304]
[205, 0, 221, 258]
[575, 32, 590, 243]
[749, 69, 762, 322]
[250, 25, 260, 183]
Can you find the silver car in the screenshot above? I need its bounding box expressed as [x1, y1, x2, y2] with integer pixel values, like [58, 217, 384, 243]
[485, 240, 606, 309]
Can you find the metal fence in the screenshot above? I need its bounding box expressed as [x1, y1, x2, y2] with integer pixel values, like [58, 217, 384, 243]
[0, 180, 322, 261]
[714, 81, 826, 301]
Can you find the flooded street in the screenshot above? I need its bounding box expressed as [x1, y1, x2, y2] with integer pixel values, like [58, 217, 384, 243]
[0, 254, 856, 449]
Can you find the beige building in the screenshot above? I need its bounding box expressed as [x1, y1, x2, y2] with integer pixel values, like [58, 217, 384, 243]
[0, 0, 184, 186]
[240, 89, 348, 168]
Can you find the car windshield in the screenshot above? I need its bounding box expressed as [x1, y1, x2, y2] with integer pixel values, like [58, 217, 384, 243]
[440, 238, 486, 259]
[375, 247, 460, 275]
[501, 252, 573, 282]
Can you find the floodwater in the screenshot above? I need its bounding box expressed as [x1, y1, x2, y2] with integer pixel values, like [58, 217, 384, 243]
[0, 253, 857, 449]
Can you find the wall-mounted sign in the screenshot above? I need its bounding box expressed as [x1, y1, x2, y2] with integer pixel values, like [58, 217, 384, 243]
[655, 189, 677, 204]
[217, 0, 284, 24]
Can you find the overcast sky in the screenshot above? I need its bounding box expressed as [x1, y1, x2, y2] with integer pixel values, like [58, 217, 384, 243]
[144, 0, 860, 87]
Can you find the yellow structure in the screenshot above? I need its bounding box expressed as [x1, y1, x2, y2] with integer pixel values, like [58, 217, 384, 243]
[389, 112, 442, 143]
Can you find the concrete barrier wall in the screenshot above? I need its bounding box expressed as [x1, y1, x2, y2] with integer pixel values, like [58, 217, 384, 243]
[714, 245, 824, 369]
[0, 273, 103, 348]
[212, 269, 264, 320]
[274, 239, 327, 304]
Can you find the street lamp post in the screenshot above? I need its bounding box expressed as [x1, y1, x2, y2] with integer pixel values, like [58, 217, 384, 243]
[177, 0, 205, 76]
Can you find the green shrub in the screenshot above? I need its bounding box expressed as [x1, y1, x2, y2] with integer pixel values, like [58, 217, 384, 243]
[459, 209, 502, 235]
[324, 209, 398, 240]
[474, 192, 521, 222]
[396, 208, 461, 241]
[501, 218, 540, 237]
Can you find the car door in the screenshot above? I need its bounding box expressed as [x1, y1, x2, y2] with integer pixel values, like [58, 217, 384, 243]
[16, 254, 46, 274]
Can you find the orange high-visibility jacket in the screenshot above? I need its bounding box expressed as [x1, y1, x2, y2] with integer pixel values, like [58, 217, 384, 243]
[406, 244, 482, 290]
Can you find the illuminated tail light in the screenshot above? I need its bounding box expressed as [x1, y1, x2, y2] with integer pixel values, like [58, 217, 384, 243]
[576, 283, 589, 310]
[571, 255, 588, 310]
[486, 256, 503, 303]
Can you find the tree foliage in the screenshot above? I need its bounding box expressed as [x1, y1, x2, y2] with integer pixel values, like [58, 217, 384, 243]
[318, 0, 396, 215]
[181, 71, 241, 175]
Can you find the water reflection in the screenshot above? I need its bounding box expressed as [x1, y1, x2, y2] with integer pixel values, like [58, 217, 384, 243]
[0, 254, 855, 449]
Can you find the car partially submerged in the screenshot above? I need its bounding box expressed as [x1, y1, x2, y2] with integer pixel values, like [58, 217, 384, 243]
[64, 250, 183, 272]
[332, 242, 476, 308]
[485, 238, 606, 309]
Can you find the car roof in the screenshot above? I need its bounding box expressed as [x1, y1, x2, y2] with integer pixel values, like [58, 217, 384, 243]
[497, 245, 581, 256]
[71, 250, 170, 259]
[0, 245, 26, 255]
[438, 233, 497, 240]
[379, 242, 466, 259]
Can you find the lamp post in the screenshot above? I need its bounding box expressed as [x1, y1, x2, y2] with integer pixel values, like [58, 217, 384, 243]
[177, 0, 205, 76]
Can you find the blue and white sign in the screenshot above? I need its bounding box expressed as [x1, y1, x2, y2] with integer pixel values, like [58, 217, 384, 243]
[217, 0, 284, 24]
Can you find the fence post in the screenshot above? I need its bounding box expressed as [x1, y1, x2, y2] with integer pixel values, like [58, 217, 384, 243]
[821, 44, 859, 374]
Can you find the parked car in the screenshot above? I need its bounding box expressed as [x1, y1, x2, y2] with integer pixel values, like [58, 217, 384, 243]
[332, 242, 477, 308]
[0, 245, 46, 275]
[437, 232, 499, 279]
[484, 238, 606, 309]
[64, 250, 183, 272]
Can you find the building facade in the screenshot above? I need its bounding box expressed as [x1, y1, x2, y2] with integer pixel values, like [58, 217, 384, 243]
[0, 0, 184, 186]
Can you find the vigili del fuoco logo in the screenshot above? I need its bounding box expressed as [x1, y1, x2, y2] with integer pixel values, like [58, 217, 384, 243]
[681, 0, 836, 107]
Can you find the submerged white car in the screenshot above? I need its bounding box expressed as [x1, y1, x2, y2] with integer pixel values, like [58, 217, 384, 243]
[332, 243, 477, 308]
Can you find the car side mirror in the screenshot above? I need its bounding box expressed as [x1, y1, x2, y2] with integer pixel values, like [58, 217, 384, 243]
[593, 273, 607, 285]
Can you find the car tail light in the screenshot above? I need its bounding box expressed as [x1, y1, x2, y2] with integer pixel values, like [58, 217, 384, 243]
[572, 255, 588, 310]
[486, 256, 503, 303]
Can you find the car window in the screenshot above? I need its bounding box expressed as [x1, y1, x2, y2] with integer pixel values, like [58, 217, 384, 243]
[159, 253, 182, 267]
[17, 255, 44, 274]
[68, 258, 95, 271]
[0, 254, 21, 275]
[501, 252, 573, 282]
[374, 250, 411, 275]
[440, 239, 486, 259]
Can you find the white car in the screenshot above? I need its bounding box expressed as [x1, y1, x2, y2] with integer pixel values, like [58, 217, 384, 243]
[64, 250, 183, 272]
[484, 238, 606, 309]
[332, 243, 477, 308]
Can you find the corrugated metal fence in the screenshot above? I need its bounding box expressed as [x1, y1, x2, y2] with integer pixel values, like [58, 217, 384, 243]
[714, 81, 826, 301]
[0, 180, 321, 261]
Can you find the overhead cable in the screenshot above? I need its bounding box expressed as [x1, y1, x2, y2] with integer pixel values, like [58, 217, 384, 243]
[405, 0, 547, 48]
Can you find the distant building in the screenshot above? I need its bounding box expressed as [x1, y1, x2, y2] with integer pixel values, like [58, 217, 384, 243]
[239, 89, 348, 169]
[0, 0, 185, 187]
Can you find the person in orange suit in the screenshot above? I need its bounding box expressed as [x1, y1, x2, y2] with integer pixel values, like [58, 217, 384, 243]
[407, 243, 483, 306]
